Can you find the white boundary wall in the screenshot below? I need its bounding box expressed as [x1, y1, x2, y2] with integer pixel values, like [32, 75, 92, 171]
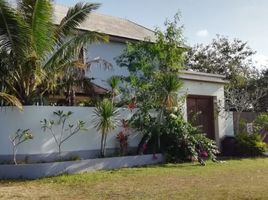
[0, 106, 141, 156]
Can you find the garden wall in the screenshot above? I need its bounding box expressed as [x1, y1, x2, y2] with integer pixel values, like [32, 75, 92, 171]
[0, 106, 141, 162]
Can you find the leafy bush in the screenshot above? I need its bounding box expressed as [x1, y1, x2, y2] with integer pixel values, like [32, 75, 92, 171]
[161, 112, 219, 165]
[254, 113, 268, 142]
[116, 119, 129, 156]
[235, 132, 267, 156]
[67, 155, 81, 161]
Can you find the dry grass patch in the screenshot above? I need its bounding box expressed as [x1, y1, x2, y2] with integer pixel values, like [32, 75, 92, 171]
[0, 158, 268, 200]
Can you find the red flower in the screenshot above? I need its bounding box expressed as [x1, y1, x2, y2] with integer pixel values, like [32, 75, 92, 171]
[128, 102, 136, 111]
[200, 151, 208, 157]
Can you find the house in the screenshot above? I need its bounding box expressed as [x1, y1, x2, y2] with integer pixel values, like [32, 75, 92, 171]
[0, 5, 234, 163]
[54, 5, 234, 146]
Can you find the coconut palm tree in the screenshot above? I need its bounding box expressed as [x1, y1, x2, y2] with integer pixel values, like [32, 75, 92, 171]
[0, 92, 22, 110]
[0, 0, 106, 105]
[93, 99, 119, 157]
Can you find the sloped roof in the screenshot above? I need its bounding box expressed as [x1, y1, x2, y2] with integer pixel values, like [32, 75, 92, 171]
[53, 4, 156, 42]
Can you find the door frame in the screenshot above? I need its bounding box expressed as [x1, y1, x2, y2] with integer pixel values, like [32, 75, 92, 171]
[186, 95, 216, 140]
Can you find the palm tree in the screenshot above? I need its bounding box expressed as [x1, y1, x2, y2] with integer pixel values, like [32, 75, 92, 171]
[159, 73, 183, 110]
[108, 76, 121, 104]
[0, 92, 22, 110]
[0, 0, 106, 105]
[93, 99, 119, 157]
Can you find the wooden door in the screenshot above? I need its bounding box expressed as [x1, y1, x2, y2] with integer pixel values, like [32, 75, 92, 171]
[187, 95, 215, 140]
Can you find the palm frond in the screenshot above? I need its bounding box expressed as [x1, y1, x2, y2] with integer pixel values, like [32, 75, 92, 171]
[159, 73, 183, 109]
[0, 0, 24, 56]
[92, 99, 119, 134]
[55, 2, 100, 39]
[31, 0, 54, 57]
[44, 31, 107, 70]
[0, 92, 23, 110]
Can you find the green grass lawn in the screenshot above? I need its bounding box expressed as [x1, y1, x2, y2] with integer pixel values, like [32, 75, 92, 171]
[0, 158, 267, 200]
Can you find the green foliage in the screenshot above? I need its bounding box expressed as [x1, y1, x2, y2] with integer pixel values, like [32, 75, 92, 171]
[0, 0, 104, 105]
[108, 76, 121, 103]
[116, 14, 186, 154]
[162, 112, 219, 165]
[41, 110, 87, 159]
[67, 155, 81, 161]
[9, 129, 34, 165]
[186, 35, 257, 88]
[0, 92, 22, 110]
[93, 99, 120, 157]
[254, 113, 268, 133]
[235, 132, 267, 157]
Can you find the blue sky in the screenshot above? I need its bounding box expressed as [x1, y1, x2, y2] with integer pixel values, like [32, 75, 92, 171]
[57, 0, 268, 68]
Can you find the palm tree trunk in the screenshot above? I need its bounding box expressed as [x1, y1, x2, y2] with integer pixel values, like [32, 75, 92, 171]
[70, 88, 75, 106]
[103, 134, 108, 157]
[100, 132, 105, 157]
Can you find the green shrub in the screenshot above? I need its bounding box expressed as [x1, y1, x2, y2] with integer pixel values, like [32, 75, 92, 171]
[235, 132, 267, 156]
[254, 114, 268, 141]
[161, 113, 219, 165]
[68, 155, 81, 161]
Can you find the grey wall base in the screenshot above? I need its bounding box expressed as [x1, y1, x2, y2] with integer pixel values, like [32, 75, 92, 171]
[0, 148, 138, 164]
[0, 154, 164, 180]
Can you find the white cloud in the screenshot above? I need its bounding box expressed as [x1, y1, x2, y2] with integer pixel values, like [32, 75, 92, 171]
[196, 29, 209, 37]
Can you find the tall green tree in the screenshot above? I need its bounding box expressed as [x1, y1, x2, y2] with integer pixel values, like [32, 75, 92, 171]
[116, 14, 186, 151]
[0, 0, 106, 105]
[186, 35, 257, 88]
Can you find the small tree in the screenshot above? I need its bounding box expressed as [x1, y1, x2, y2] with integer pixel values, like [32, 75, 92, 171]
[223, 87, 268, 134]
[116, 13, 185, 152]
[9, 129, 33, 165]
[93, 99, 120, 157]
[107, 76, 121, 104]
[41, 110, 86, 159]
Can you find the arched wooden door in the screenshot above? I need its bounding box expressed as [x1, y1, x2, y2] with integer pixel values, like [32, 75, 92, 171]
[187, 95, 215, 140]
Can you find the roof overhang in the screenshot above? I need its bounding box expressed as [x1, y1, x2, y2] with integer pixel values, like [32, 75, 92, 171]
[179, 70, 229, 84]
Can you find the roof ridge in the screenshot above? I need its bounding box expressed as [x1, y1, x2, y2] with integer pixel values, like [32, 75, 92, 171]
[126, 19, 155, 35]
[53, 3, 156, 41]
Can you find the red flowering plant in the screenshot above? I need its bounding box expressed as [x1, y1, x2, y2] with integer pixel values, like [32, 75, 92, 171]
[116, 119, 129, 156]
[127, 101, 136, 112]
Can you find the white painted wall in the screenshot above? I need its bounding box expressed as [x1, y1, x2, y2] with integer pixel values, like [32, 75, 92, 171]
[85, 41, 129, 89]
[180, 80, 234, 146]
[0, 41, 233, 157]
[84, 41, 234, 146]
[0, 106, 141, 156]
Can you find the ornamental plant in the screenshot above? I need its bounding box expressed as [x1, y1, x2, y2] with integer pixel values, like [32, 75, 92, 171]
[116, 119, 129, 156]
[93, 99, 120, 157]
[162, 111, 219, 165]
[116, 13, 185, 154]
[9, 129, 33, 165]
[41, 110, 86, 160]
[254, 113, 268, 140]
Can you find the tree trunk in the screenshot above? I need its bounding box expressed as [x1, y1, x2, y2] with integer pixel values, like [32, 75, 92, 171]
[100, 132, 104, 157]
[103, 134, 108, 157]
[58, 145, 62, 161]
[236, 112, 241, 134]
[13, 147, 17, 165]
